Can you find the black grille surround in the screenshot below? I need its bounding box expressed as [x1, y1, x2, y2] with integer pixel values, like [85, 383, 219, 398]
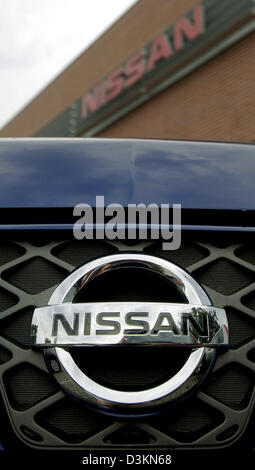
[0, 236, 255, 451]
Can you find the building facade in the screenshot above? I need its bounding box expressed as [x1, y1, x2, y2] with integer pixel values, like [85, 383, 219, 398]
[1, 0, 255, 143]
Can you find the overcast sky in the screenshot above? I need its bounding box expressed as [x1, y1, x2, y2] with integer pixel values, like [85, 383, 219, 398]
[0, 0, 138, 130]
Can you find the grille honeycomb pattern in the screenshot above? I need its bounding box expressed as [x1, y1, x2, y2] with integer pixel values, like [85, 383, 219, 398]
[0, 237, 255, 450]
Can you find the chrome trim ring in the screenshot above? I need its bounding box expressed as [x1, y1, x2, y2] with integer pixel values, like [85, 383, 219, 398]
[32, 253, 228, 416]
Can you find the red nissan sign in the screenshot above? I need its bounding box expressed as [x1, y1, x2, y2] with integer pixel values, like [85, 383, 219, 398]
[81, 4, 203, 120]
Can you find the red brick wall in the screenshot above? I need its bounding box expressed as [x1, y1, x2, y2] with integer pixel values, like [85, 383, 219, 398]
[98, 31, 255, 143]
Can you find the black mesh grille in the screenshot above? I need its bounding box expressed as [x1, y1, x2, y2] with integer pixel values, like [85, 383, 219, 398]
[3, 364, 59, 411]
[242, 291, 255, 312]
[2, 257, 67, 294]
[216, 425, 239, 442]
[235, 244, 255, 266]
[149, 399, 224, 443]
[28, 240, 51, 247]
[20, 426, 43, 443]
[0, 236, 255, 450]
[0, 287, 18, 313]
[105, 425, 155, 445]
[0, 307, 35, 348]
[206, 238, 231, 249]
[226, 306, 255, 348]
[0, 242, 25, 266]
[0, 345, 12, 364]
[36, 398, 113, 443]
[52, 240, 118, 267]
[247, 348, 255, 363]
[144, 241, 209, 267]
[203, 364, 254, 410]
[194, 259, 254, 295]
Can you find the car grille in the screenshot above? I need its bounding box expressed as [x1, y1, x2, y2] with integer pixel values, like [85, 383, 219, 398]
[0, 235, 255, 449]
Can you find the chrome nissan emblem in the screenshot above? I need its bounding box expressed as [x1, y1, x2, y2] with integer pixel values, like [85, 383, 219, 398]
[31, 254, 228, 417]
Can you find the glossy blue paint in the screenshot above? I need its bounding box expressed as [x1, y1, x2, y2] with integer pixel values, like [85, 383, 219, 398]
[1, 224, 255, 232]
[0, 138, 254, 210]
